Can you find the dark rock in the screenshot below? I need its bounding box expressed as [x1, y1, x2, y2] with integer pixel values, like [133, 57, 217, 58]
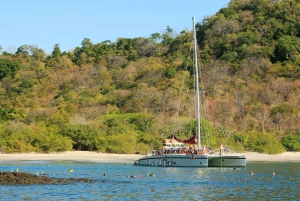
[0, 172, 95, 185]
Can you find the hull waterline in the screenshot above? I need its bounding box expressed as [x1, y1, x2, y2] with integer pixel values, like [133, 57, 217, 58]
[208, 154, 246, 167]
[135, 154, 208, 167]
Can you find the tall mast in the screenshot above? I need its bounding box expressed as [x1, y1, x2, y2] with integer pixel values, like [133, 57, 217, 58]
[193, 17, 201, 149]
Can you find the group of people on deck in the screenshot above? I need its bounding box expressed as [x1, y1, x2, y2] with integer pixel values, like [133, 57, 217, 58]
[147, 143, 231, 156]
[159, 145, 212, 155]
[220, 144, 229, 155]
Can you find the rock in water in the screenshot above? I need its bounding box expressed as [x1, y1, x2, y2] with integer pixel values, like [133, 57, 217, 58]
[0, 172, 95, 185]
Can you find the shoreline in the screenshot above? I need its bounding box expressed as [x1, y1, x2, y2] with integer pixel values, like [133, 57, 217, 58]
[0, 151, 300, 163]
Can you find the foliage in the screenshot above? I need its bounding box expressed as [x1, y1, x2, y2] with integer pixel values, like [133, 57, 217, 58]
[62, 124, 101, 151]
[0, 58, 21, 79]
[244, 131, 285, 154]
[270, 104, 295, 117]
[0, 122, 73, 153]
[281, 131, 300, 151]
[100, 113, 157, 133]
[165, 66, 176, 78]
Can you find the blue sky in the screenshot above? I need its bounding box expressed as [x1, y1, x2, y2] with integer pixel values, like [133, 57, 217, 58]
[1, 0, 231, 54]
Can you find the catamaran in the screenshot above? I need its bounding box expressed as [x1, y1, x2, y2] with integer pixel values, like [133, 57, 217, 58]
[135, 17, 246, 167]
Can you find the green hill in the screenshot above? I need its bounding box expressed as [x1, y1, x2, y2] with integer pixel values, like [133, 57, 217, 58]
[1, 0, 299, 154]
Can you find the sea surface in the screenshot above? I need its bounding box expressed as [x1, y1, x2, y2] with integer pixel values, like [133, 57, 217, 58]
[0, 161, 299, 201]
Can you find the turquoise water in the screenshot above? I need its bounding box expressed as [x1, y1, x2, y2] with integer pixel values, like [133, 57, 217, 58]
[0, 161, 299, 200]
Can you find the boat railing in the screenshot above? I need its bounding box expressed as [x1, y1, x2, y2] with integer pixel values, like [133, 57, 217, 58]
[211, 148, 239, 155]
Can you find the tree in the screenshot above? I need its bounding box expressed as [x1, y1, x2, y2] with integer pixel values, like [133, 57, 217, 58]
[274, 35, 300, 63]
[161, 26, 175, 46]
[52, 43, 62, 58]
[165, 66, 176, 78]
[81, 38, 94, 53]
[150, 33, 161, 43]
[62, 125, 100, 151]
[0, 58, 21, 79]
[281, 131, 300, 151]
[133, 38, 161, 57]
[30, 46, 46, 61]
[245, 131, 285, 154]
[16, 45, 30, 57]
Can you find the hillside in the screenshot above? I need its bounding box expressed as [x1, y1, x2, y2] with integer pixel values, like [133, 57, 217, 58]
[1, 0, 300, 154]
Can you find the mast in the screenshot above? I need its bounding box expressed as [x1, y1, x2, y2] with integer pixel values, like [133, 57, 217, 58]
[193, 17, 201, 149]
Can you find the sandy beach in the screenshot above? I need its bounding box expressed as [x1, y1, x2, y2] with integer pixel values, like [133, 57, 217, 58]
[0, 151, 300, 163]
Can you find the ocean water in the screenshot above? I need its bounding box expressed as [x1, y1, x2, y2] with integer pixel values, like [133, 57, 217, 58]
[0, 161, 299, 201]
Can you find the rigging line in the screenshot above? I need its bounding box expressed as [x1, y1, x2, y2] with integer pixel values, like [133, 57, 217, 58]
[203, 94, 211, 147]
[196, 43, 220, 146]
[202, 90, 212, 147]
[200, 92, 208, 146]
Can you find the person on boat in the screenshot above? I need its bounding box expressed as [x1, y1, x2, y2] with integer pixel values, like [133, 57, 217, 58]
[207, 146, 213, 154]
[202, 145, 207, 154]
[224, 145, 228, 153]
[180, 148, 185, 154]
[220, 144, 224, 155]
[250, 171, 254, 175]
[273, 171, 276, 176]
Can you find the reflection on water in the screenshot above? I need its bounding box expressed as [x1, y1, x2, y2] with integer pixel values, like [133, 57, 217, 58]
[0, 161, 299, 200]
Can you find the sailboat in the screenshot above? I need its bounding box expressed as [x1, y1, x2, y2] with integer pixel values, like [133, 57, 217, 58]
[183, 17, 246, 168]
[134, 17, 208, 167]
[190, 18, 246, 168]
[135, 17, 246, 168]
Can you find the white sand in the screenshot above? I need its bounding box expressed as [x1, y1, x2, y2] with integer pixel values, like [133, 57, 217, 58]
[244, 151, 300, 162]
[0, 151, 142, 163]
[0, 151, 300, 163]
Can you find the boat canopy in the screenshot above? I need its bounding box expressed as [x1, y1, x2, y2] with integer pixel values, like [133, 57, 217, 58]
[174, 135, 197, 144]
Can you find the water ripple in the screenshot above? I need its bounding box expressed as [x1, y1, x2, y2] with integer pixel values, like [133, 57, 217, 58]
[0, 162, 299, 200]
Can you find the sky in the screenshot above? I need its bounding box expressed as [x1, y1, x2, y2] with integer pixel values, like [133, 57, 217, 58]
[1, 0, 231, 54]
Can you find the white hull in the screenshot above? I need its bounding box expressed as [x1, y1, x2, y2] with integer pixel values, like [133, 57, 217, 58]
[135, 154, 208, 167]
[208, 154, 246, 167]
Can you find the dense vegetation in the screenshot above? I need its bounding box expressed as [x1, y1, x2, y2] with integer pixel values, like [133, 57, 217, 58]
[1, 0, 300, 154]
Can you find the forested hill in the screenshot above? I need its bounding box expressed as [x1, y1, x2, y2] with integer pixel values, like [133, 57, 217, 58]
[1, 0, 300, 154]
